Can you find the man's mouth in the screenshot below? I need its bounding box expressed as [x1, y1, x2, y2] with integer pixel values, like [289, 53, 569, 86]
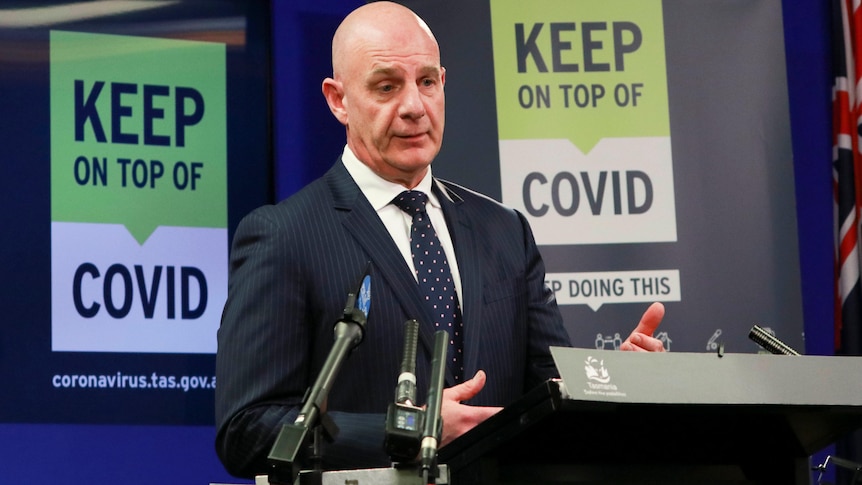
[398, 132, 426, 140]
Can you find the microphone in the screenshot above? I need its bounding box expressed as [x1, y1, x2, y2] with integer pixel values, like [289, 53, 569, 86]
[351, 268, 372, 323]
[396, 320, 420, 405]
[420, 330, 448, 484]
[748, 324, 800, 355]
[268, 265, 371, 484]
[385, 320, 424, 462]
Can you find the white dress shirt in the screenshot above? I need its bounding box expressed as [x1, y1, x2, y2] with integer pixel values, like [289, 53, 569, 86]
[340, 145, 464, 307]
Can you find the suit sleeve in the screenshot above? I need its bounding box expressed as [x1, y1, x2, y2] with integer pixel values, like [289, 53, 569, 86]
[517, 209, 573, 390]
[214, 207, 389, 477]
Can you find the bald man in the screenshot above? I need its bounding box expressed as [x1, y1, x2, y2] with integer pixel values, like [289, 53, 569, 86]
[215, 2, 665, 478]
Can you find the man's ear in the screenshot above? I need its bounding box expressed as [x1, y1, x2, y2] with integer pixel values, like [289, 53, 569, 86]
[322, 78, 348, 126]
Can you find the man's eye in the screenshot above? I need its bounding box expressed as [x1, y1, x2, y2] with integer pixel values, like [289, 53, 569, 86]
[380, 84, 393, 93]
[422, 79, 435, 87]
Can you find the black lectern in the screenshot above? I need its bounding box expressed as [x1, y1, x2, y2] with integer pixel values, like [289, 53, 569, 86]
[439, 348, 862, 485]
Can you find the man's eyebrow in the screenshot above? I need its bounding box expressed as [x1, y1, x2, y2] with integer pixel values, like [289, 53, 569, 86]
[369, 66, 399, 77]
[417, 65, 442, 77]
[367, 65, 441, 78]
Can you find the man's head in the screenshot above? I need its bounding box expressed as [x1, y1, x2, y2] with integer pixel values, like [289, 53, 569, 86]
[322, 2, 445, 188]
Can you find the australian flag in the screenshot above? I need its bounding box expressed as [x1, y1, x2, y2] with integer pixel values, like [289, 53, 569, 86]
[832, 0, 862, 480]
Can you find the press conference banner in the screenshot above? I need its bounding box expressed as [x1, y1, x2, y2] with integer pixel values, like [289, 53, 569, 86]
[409, 0, 803, 354]
[491, 0, 682, 319]
[0, 2, 271, 425]
[492, 1, 677, 246]
[50, 31, 227, 354]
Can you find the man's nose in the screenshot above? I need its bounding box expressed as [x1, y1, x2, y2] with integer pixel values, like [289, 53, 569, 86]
[398, 82, 426, 119]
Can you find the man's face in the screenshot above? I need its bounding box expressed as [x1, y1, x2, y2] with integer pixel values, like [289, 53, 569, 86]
[333, 23, 445, 187]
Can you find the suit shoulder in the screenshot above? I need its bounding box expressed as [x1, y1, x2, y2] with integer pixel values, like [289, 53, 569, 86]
[437, 179, 520, 218]
[239, 177, 331, 228]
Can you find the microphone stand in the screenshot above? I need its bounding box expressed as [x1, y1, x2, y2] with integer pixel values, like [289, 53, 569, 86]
[267, 296, 367, 485]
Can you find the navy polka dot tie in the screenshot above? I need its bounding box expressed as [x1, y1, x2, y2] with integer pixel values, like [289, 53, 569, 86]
[393, 190, 464, 382]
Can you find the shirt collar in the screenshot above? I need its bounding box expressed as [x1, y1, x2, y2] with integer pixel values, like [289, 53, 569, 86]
[340, 145, 444, 211]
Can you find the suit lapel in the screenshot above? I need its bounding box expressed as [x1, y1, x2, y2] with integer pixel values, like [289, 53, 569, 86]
[434, 181, 484, 382]
[325, 163, 441, 365]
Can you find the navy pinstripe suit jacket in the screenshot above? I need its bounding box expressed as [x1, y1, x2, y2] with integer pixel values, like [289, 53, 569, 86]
[215, 161, 571, 477]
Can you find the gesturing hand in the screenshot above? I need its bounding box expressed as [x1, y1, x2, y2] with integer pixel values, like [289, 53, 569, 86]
[438, 370, 502, 447]
[620, 302, 666, 352]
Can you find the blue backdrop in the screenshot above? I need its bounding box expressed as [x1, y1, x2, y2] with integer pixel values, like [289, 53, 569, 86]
[0, 0, 835, 483]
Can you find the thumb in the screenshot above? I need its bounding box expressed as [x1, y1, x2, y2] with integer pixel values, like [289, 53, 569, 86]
[443, 370, 487, 403]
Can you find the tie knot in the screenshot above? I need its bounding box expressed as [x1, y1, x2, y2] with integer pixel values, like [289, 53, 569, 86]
[393, 190, 429, 215]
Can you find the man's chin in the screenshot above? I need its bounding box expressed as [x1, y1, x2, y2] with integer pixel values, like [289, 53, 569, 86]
[388, 147, 438, 169]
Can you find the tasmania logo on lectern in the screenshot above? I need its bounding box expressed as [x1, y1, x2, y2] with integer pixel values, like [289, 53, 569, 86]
[50, 31, 227, 353]
[583, 356, 626, 397]
[584, 356, 611, 383]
